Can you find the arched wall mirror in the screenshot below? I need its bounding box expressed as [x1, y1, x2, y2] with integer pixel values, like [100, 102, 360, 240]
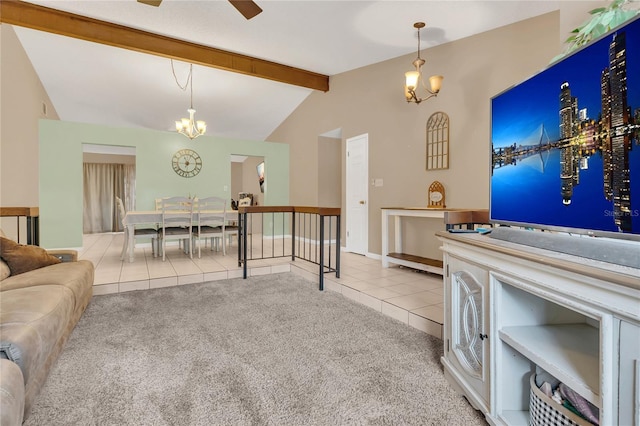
[426, 111, 450, 170]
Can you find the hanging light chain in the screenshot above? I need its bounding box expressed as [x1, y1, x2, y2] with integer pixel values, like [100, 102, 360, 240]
[171, 59, 192, 92]
[416, 25, 422, 61]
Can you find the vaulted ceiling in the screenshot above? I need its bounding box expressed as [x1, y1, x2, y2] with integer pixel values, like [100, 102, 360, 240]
[3, 0, 568, 140]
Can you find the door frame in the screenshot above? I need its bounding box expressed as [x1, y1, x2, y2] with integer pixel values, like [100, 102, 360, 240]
[345, 133, 369, 255]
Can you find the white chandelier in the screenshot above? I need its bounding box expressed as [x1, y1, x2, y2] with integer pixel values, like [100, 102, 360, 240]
[174, 63, 206, 139]
[404, 22, 443, 104]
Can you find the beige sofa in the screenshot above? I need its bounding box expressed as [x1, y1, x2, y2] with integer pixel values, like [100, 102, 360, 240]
[0, 235, 94, 425]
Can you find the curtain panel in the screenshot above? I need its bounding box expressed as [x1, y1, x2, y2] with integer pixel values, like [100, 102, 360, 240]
[83, 163, 135, 234]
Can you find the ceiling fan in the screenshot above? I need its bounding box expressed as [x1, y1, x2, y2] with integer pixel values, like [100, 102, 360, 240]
[137, 0, 263, 20]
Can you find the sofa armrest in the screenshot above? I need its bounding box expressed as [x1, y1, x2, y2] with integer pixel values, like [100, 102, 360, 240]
[0, 359, 25, 426]
[46, 250, 77, 263]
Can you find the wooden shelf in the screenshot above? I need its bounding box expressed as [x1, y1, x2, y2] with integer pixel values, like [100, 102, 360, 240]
[387, 252, 443, 268]
[499, 323, 600, 407]
[385, 252, 443, 274]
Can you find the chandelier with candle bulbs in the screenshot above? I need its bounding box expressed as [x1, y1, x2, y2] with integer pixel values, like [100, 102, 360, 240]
[404, 22, 443, 104]
[174, 62, 206, 139]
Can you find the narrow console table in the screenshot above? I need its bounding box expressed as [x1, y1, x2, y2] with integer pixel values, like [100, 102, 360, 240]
[0, 207, 39, 245]
[381, 207, 487, 275]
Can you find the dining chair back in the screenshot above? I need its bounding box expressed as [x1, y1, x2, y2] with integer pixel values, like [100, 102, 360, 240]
[192, 196, 226, 258]
[224, 209, 239, 251]
[155, 198, 166, 210]
[160, 196, 194, 261]
[115, 196, 159, 260]
[115, 196, 126, 231]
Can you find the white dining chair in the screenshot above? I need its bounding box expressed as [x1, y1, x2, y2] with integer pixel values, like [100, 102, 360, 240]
[224, 211, 239, 250]
[192, 196, 226, 258]
[159, 196, 194, 261]
[115, 196, 159, 260]
[154, 198, 167, 210]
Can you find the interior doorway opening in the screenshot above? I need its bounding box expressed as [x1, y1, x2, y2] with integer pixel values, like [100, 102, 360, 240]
[82, 144, 136, 234]
[230, 154, 265, 233]
[230, 154, 265, 207]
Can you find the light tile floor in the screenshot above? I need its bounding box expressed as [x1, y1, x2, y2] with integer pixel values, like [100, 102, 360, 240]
[80, 233, 446, 339]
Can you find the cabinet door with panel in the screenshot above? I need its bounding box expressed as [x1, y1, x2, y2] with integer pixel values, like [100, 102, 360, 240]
[442, 254, 491, 412]
[617, 320, 640, 426]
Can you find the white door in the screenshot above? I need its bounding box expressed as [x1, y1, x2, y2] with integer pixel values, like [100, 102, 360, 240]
[346, 134, 368, 255]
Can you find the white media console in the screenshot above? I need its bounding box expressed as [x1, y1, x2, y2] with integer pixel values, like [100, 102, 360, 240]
[437, 230, 640, 425]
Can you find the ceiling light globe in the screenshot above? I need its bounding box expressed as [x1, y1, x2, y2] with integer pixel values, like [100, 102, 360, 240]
[405, 71, 419, 90]
[429, 75, 444, 93]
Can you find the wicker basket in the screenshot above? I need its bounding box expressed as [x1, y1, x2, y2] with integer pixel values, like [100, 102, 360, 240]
[529, 374, 592, 426]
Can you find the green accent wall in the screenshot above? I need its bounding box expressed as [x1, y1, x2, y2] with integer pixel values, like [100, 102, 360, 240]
[39, 119, 289, 249]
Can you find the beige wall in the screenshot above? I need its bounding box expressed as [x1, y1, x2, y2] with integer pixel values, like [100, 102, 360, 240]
[231, 162, 243, 200]
[268, 6, 605, 257]
[0, 24, 59, 240]
[318, 136, 341, 208]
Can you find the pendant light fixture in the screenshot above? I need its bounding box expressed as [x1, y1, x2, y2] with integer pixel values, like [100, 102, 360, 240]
[404, 22, 443, 104]
[174, 63, 206, 139]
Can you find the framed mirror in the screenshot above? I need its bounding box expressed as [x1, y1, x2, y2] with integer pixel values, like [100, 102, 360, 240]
[426, 111, 449, 170]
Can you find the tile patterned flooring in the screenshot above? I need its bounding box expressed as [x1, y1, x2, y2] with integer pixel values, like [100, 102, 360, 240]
[81, 233, 446, 339]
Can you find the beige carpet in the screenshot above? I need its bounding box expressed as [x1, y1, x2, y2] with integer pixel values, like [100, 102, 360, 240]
[25, 273, 486, 426]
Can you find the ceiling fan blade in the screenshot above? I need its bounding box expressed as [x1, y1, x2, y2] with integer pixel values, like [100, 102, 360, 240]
[228, 0, 262, 20]
[137, 0, 162, 6]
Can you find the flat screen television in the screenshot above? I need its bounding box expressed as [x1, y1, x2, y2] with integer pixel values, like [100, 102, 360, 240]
[490, 15, 640, 242]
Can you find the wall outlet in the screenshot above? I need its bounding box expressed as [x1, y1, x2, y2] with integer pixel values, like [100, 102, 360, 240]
[223, 185, 228, 192]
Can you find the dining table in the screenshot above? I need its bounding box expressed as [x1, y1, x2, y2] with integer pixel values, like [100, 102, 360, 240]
[122, 210, 238, 262]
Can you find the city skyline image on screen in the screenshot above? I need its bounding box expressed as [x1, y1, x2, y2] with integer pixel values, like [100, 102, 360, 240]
[490, 15, 640, 241]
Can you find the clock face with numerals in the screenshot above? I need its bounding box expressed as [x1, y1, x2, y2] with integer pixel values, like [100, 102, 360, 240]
[429, 191, 443, 202]
[171, 149, 202, 178]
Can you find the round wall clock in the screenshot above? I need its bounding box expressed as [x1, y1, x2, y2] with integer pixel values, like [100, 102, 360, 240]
[171, 149, 202, 178]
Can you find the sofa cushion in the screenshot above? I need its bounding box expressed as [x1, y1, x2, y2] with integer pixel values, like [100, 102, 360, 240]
[0, 237, 61, 276]
[0, 261, 94, 314]
[0, 286, 74, 385]
[0, 259, 10, 281]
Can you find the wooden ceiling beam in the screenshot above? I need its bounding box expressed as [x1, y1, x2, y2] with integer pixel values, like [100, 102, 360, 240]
[0, 0, 330, 92]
